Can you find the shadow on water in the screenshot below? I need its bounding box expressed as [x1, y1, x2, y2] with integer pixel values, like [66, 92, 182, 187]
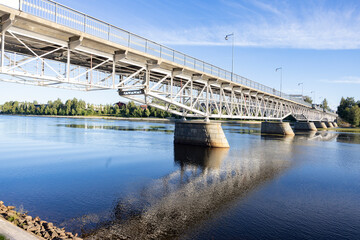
[57, 124, 173, 133]
[83, 143, 295, 240]
[261, 131, 339, 142]
[337, 133, 360, 144]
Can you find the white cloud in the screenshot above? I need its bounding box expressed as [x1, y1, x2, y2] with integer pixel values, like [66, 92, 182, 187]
[141, 1, 360, 50]
[324, 76, 360, 84]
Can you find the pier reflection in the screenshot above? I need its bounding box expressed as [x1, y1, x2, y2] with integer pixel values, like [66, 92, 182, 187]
[86, 143, 295, 239]
[174, 144, 229, 171]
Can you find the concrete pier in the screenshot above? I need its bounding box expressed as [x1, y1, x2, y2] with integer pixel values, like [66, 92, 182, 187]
[261, 122, 295, 135]
[325, 122, 334, 128]
[174, 121, 229, 148]
[314, 121, 327, 129]
[294, 122, 317, 131]
[333, 122, 338, 128]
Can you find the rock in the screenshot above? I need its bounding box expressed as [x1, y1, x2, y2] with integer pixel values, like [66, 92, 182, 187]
[27, 226, 38, 232]
[42, 231, 50, 239]
[66, 232, 74, 237]
[51, 231, 59, 238]
[44, 222, 54, 229]
[7, 206, 16, 210]
[0, 201, 4, 205]
[7, 210, 17, 217]
[18, 218, 25, 224]
[25, 215, 32, 221]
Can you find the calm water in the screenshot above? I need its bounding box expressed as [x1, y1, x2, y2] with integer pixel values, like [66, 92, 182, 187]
[0, 115, 359, 239]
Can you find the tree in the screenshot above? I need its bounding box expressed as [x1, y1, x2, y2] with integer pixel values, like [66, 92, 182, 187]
[303, 96, 313, 104]
[322, 98, 330, 111]
[338, 97, 357, 122]
[349, 105, 360, 126]
[144, 108, 150, 117]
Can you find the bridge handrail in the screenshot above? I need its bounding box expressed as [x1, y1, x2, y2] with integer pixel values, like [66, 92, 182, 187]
[10, 0, 312, 107]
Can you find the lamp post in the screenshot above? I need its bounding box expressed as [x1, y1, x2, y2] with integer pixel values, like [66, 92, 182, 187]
[298, 82, 304, 96]
[276, 67, 282, 97]
[311, 91, 315, 104]
[225, 33, 234, 81]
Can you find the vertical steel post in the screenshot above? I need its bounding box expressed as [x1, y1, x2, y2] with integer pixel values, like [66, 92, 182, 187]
[55, 3, 57, 23]
[190, 76, 193, 110]
[19, 0, 23, 11]
[206, 81, 209, 119]
[230, 89, 235, 116]
[145, 65, 149, 93]
[220, 85, 223, 117]
[66, 45, 70, 81]
[170, 72, 173, 100]
[1, 32, 5, 70]
[112, 56, 115, 88]
[41, 60, 44, 76]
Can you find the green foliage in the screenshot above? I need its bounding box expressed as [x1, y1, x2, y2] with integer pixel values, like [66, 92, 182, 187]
[303, 96, 313, 104]
[321, 98, 330, 111]
[0, 99, 173, 119]
[0, 234, 9, 240]
[337, 97, 360, 127]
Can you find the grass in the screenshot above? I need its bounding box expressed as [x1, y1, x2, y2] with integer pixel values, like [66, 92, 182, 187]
[327, 128, 360, 133]
[0, 234, 9, 240]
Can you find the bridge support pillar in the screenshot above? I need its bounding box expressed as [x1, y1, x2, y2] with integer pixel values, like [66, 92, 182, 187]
[325, 122, 334, 128]
[294, 122, 317, 131]
[174, 121, 229, 148]
[261, 122, 295, 136]
[333, 122, 338, 128]
[314, 121, 327, 129]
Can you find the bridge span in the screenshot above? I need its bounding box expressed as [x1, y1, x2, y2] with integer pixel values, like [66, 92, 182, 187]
[0, 0, 338, 147]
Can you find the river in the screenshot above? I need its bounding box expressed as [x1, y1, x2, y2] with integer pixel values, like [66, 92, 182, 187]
[0, 115, 359, 239]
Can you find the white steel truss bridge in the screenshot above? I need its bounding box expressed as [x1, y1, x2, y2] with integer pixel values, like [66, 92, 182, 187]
[0, 0, 337, 122]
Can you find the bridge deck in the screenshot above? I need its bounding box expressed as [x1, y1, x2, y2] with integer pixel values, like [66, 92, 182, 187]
[0, 0, 337, 121]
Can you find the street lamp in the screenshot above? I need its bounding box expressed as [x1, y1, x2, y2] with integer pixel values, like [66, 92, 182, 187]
[298, 82, 304, 96]
[311, 91, 315, 104]
[225, 33, 234, 81]
[276, 67, 282, 97]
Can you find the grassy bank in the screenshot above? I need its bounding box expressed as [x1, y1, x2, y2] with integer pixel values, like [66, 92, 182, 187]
[328, 128, 360, 133]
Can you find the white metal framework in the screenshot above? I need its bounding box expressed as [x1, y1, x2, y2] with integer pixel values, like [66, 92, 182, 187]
[0, 0, 337, 122]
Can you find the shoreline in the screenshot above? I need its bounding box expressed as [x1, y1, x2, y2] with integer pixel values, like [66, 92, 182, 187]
[0, 114, 262, 124]
[0, 201, 81, 240]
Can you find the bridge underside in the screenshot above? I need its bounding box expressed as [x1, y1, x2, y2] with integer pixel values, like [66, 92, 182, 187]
[0, 6, 337, 122]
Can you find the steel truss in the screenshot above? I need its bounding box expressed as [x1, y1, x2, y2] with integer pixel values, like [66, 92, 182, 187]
[0, 28, 337, 122]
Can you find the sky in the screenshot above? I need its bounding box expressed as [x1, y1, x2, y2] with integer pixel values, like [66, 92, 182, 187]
[1, 0, 360, 109]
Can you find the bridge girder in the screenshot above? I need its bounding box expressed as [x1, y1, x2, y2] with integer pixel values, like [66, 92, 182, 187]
[0, 5, 337, 122]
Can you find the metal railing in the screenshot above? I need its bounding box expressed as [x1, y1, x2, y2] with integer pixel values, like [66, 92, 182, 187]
[11, 0, 312, 107]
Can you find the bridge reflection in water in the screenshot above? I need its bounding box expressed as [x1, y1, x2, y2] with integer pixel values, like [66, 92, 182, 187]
[86, 141, 299, 239]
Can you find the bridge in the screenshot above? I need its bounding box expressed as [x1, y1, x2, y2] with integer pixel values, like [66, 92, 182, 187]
[0, 0, 338, 147]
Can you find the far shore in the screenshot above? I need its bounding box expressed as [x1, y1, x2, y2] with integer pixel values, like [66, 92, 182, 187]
[0, 114, 262, 124]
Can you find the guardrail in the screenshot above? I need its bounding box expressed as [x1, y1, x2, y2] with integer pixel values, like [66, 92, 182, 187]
[6, 0, 312, 107]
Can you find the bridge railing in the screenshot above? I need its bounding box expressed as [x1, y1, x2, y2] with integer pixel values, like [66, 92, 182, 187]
[12, 0, 312, 107]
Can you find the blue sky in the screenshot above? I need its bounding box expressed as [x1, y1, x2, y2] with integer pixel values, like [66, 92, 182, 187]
[1, 0, 360, 109]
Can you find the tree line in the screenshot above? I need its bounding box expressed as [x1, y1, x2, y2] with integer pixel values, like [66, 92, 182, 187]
[337, 97, 360, 127]
[0, 98, 172, 118]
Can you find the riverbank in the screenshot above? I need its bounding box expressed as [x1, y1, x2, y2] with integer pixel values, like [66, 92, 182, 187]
[0, 201, 81, 240]
[0, 114, 262, 124]
[327, 127, 360, 133]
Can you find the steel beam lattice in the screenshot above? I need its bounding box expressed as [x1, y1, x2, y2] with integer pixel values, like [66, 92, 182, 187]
[0, 0, 337, 122]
